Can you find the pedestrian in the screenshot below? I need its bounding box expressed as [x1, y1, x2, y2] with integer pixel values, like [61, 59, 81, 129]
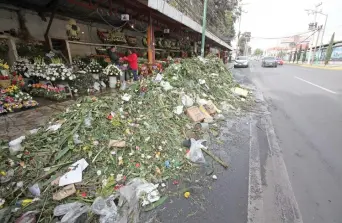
[123, 49, 139, 81]
[107, 46, 119, 65]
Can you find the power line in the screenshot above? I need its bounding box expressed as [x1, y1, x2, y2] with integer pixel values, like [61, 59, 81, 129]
[251, 31, 313, 40]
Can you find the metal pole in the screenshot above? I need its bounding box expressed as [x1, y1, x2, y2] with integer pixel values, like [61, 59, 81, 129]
[307, 3, 320, 64]
[200, 0, 209, 57]
[318, 14, 328, 63]
[312, 27, 321, 64]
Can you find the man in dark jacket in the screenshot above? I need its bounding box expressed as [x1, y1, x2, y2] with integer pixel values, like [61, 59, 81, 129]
[107, 46, 119, 64]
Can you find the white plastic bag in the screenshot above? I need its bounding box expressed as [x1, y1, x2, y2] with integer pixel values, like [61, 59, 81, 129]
[154, 73, 163, 82]
[92, 196, 119, 223]
[160, 81, 173, 91]
[9, 136, 25, 155]
[54, 202, 89, 223]
[185, 138, 207, 163]
[181, 94, 194, 107]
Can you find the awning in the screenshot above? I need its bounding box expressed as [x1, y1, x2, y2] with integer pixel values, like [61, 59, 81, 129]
[148, 0, 232, 51]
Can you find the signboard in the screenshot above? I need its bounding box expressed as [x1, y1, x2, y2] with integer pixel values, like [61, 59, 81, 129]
[121, 14, 129, 21]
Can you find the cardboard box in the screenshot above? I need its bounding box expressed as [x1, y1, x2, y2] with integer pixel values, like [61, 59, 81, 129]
[186, 106, 206, 122]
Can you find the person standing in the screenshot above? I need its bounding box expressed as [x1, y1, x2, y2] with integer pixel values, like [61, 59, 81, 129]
[123, 49, 139, 81]
[107, 46, 119, 64]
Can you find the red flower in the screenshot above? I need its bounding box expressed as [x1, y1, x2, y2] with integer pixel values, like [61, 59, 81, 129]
[135, 163, 141, 168]
[107, 114, 113, 120]
[173, 180, 179, 185]
[114, 184, 124, 191]
[81, 192, 87, 197]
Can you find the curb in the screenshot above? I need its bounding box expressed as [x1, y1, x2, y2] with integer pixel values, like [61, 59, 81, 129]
[285, 63, 342, 70]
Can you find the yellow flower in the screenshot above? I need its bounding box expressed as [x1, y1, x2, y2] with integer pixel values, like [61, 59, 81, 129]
[184, 192, 190, 198]
[3, 63, 9, 70]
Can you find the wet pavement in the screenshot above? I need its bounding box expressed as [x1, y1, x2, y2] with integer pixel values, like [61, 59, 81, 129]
[0, 99, 75, 140]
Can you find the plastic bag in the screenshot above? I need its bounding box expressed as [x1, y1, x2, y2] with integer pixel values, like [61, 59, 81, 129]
[9, 136, 25, 155]
[91, 196, 119, 223]
[160, 81, 173, 91]
[120, 81, 127, 91]
[28, 183, 40, 197]
[84, 113, 92, 127]
[185, 138, 207, 163]
[154, 73, 163, 82]
[54, 202, 89, 223]
[73, 134, 83, 145]
[181, 94, 194, 107]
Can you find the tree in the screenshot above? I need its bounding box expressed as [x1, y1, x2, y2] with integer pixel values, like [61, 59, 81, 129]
[253, 48, 263, 56]
[238, 35, 246, 55]
[325, 32, 335, 65]
[293, 51, 297, 63]
[302, 45, 308, 63]
[296, 45, 302, 64]
[289, 52, 292, 62]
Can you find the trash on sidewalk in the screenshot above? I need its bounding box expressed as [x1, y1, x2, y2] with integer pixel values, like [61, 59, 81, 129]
[173, 106, 184, 115]
[121, 93, 131, 102]
[59, 158, 89, 186]
[54, 202, 90, 223]
[92, 196, 119, 223]
[108, 140, 126, 148]
[0, 169, 14, 183]
[212, 175, 218, 180]
[9, 136, 25, 155]
[232, 87, 248, 98]
[53, 184, 76, 201]
[46, 123, 62, 131]
[184, 191, 190, 198]
[181, 94, 194, 107]
[185, 138, 207, 163]
[186, 106, 206, 122]
[14, 211, 39, 223]
[28, 184, 40, 197]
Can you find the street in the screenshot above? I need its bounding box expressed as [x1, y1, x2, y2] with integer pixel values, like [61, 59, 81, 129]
[234, 62, 342, 223]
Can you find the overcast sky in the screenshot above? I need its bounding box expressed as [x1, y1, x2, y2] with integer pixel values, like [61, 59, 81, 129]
[233, 0, 342, 51]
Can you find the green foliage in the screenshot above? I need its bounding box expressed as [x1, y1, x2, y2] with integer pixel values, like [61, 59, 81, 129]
[302, 45, 308, 63]
[325, 32, 335, 65]
[289, 52, 292, 62]
[293, 51, 297, 63]
[253, 48, 263, 56]
[296, 45, 302, 64]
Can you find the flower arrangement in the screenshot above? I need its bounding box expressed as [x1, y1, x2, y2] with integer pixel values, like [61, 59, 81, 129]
[30, 83, 67, 101]
[72, 57, 87, 70]
[69, 70, 95, 95]
[11, 72, 25, 87]
[45, 58, 75, 81]
[27, 57, 48, 78]
[12, 58, 31, 77]
[103, 64, 122, 77]
[0, 59, 11, 88]
[85, 59, 103, 74]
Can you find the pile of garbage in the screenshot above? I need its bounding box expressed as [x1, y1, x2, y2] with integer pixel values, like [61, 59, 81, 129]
[0, 56, 249, 222]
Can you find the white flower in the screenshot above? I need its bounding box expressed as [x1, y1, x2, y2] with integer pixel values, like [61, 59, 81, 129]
[46, 77, 50, 80]
[51, 77, 56, 81]
[74, 89, 78, 93]
[62, 77, 65, 80]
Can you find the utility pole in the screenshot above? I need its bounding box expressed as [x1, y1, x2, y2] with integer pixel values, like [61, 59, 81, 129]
[317, 13, 328, 62]
[200, 0, 208, 57]
[311, 25, 322, 64]
[306, 2, 322, 64]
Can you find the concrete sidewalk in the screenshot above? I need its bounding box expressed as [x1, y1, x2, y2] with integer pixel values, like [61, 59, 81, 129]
[285, 62, 342, 70]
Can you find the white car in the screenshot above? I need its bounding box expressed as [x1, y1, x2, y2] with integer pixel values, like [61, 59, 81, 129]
[234, 56, 249, 68]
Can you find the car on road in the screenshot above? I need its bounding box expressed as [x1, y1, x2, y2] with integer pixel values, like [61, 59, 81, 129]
[276, 58, 284, 65]
[234, 56, 249, 68]
[262, 56, 277, 67]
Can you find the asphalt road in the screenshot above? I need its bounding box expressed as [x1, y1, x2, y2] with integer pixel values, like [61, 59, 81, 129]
[235, 61, 342, 223]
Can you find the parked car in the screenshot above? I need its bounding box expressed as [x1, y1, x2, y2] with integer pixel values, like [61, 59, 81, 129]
[262, 56, 277, 67]
[234, 56, 249, 68]
[276, 58, 284, 65]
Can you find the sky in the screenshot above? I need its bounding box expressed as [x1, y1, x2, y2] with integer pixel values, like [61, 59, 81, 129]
[232, 0, 342, 51]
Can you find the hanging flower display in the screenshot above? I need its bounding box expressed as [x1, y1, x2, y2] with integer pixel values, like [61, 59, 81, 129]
[66, 19, 80, 41]
[45, 58, 75, 81]
[103, 64, 122, 77]
[12, 58, 31, 77]
[85, 60, 103, 74]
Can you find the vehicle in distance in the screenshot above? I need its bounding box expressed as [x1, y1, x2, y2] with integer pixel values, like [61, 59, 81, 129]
[234, 56, 249, 68]
[276, 58, 284, 65]
[262, 56, 277, 67]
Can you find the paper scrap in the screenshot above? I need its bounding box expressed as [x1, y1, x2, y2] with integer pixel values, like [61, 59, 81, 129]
[53, 184, 76, 201]
[59, 158, 89, 186]
[108, 140, 126, 148]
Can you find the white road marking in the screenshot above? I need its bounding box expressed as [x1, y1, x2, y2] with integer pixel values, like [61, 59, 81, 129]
[294, 76, 337, 94]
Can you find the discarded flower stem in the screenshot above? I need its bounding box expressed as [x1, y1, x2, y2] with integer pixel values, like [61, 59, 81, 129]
[201, 148, 228, 168]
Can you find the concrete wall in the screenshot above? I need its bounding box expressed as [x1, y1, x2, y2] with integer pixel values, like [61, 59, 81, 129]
[0, 7, 147, 57]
